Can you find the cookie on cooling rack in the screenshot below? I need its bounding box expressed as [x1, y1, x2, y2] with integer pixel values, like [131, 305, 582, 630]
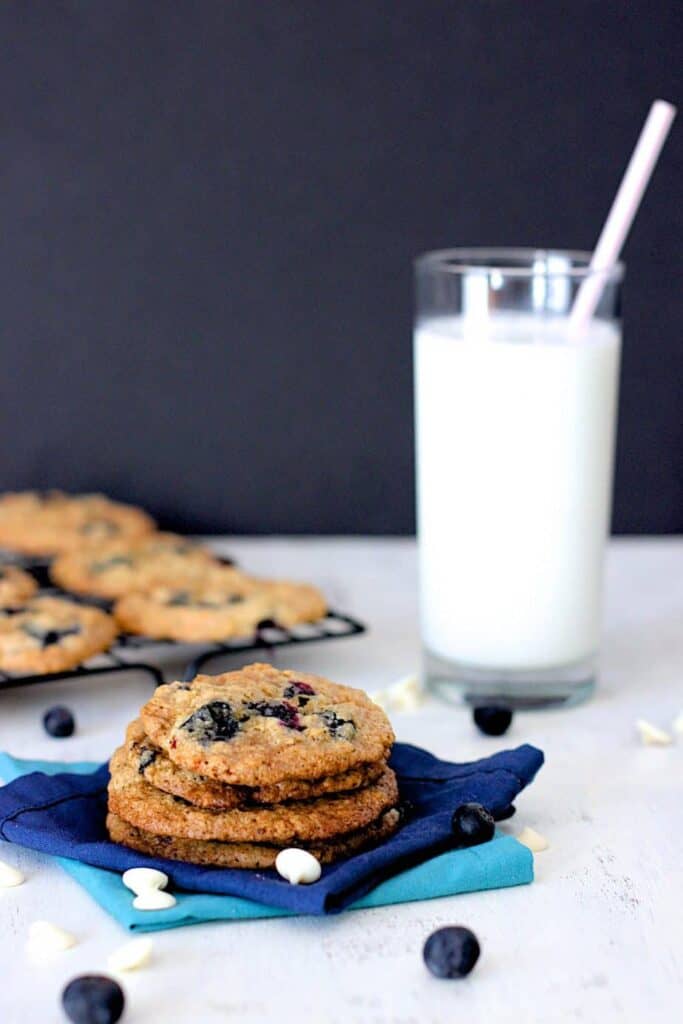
[0, 491, 155, 556]
[139, 662, 395, 787]
[0, 565, 38, 607]
[113, 566, 327, 642]
[0, 595, 117, 674]
[50, 533, 219, 599]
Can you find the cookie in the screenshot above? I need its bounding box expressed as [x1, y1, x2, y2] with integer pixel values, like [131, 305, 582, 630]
[0, 491, 155, 556]
[140, 663, 395, 786]
[0, 595, 117, 674]
[107, 807, 401, 869]
[108, 744, 398, 843]
[0, 565, 38, 607]
[50, 533, 219, 600]
[113, 567, 327, 642]
[125, 719, 387, 810]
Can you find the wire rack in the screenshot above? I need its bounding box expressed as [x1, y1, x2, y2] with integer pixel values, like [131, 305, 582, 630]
[0, 555, 367, 692]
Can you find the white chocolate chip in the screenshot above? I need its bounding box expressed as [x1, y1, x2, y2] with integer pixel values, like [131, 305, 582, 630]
[672, 711, 683, 736]
[389, 674, 424, 711]
[0, 859, 24, 887]
[26, 920, 76, 957]
[371, 674, 424, 714]
[122, 866, 176, 910]
[107, 937, 153, 972]
[516, 827, 550, 853]
[636, 719, 673, 746]
[275, 848, 322, 885]
[370, 690, 391, 711]
[122, 867, 169, 894]
[133, 890, 177, 911]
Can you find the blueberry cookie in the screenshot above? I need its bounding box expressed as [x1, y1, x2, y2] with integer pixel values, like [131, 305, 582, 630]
[140, 663, 395, 786]
[0, 596, 117, 674]
[113, 567, 327, 642]
[0, 565, 38, 607]
[50, 533, 219, 600]
[125, 719, 387, 810]
[0, 491, 155, 556]
[108, 744, 398, 843]
[107, 807, 401, 869]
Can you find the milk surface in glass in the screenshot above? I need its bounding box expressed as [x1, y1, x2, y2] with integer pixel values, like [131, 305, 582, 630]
[414, 313, 621, 672]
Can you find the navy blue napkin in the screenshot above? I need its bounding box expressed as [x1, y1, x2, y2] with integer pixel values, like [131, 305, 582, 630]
[0, 741, 543, 915]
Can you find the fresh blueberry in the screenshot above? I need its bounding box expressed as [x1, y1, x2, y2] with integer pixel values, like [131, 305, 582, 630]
[494, 804, 516, 821]
[451, 802, 495, 847]
[423, 926, 481, 979]
[43, 705, 75, 738]
[179, 701, 240, 743]
[62, 975, 125, 1024]
[473, 705, 513, 736]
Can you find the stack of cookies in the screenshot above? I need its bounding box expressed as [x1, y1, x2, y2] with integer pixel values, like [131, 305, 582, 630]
[107, 663, 400, 869]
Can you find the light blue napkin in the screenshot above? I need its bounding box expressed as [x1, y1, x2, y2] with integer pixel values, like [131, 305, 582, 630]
[0, 753, 534, 932]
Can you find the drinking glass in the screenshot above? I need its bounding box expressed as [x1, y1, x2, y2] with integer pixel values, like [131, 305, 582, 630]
[414, 248, 623, 708]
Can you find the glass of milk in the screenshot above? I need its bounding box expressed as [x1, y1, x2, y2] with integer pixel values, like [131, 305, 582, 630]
[414, 249, 624, 708]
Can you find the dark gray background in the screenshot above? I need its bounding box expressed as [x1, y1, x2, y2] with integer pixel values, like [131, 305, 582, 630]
[0, 2, 680, 534]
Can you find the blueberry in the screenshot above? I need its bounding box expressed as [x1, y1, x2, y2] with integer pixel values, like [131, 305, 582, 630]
[282, 680, 316, 707]
[43, 705, 75, 738]
[451, 802, 495, 847]
[494, 803, 516, 821]
[473, 705, 513, 736]
[180, 701, 240, 743]
[137, 746, 157, 774]
[283, 681, 316, 698]
[423, 926, 480, 979]
[23, 623, 81, 648]
[90, 555, 133, 574]
[62, 975, 124, 1024]
[318, 709, 356, 739]
[247, 700, 303, 730]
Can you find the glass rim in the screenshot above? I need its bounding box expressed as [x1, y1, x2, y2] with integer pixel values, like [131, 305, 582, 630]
[415, 247, 625, 281]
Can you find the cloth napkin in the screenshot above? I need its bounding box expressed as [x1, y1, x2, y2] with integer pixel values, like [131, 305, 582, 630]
[0, 742, 543, 929]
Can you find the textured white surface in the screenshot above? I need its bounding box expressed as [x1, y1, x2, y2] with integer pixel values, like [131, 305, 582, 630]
[0, 537, 681, 1022]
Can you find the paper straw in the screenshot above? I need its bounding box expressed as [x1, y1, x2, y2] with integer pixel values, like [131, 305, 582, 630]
[569, 99, 676, 335]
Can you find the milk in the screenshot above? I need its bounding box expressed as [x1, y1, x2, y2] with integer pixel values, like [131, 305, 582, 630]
[414, 313, 621, 671]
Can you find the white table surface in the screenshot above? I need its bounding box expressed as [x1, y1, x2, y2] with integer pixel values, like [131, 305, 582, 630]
[1, 536, 681, 1023]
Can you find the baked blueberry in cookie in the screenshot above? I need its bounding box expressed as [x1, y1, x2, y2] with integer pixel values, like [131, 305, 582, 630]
[180, 701, 241, 744]
[22, 624, 82, 648]
[247, 699, 304, 730]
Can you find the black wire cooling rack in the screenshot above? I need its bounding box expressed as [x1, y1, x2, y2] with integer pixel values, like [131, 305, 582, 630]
[0, 554, 367, 692]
